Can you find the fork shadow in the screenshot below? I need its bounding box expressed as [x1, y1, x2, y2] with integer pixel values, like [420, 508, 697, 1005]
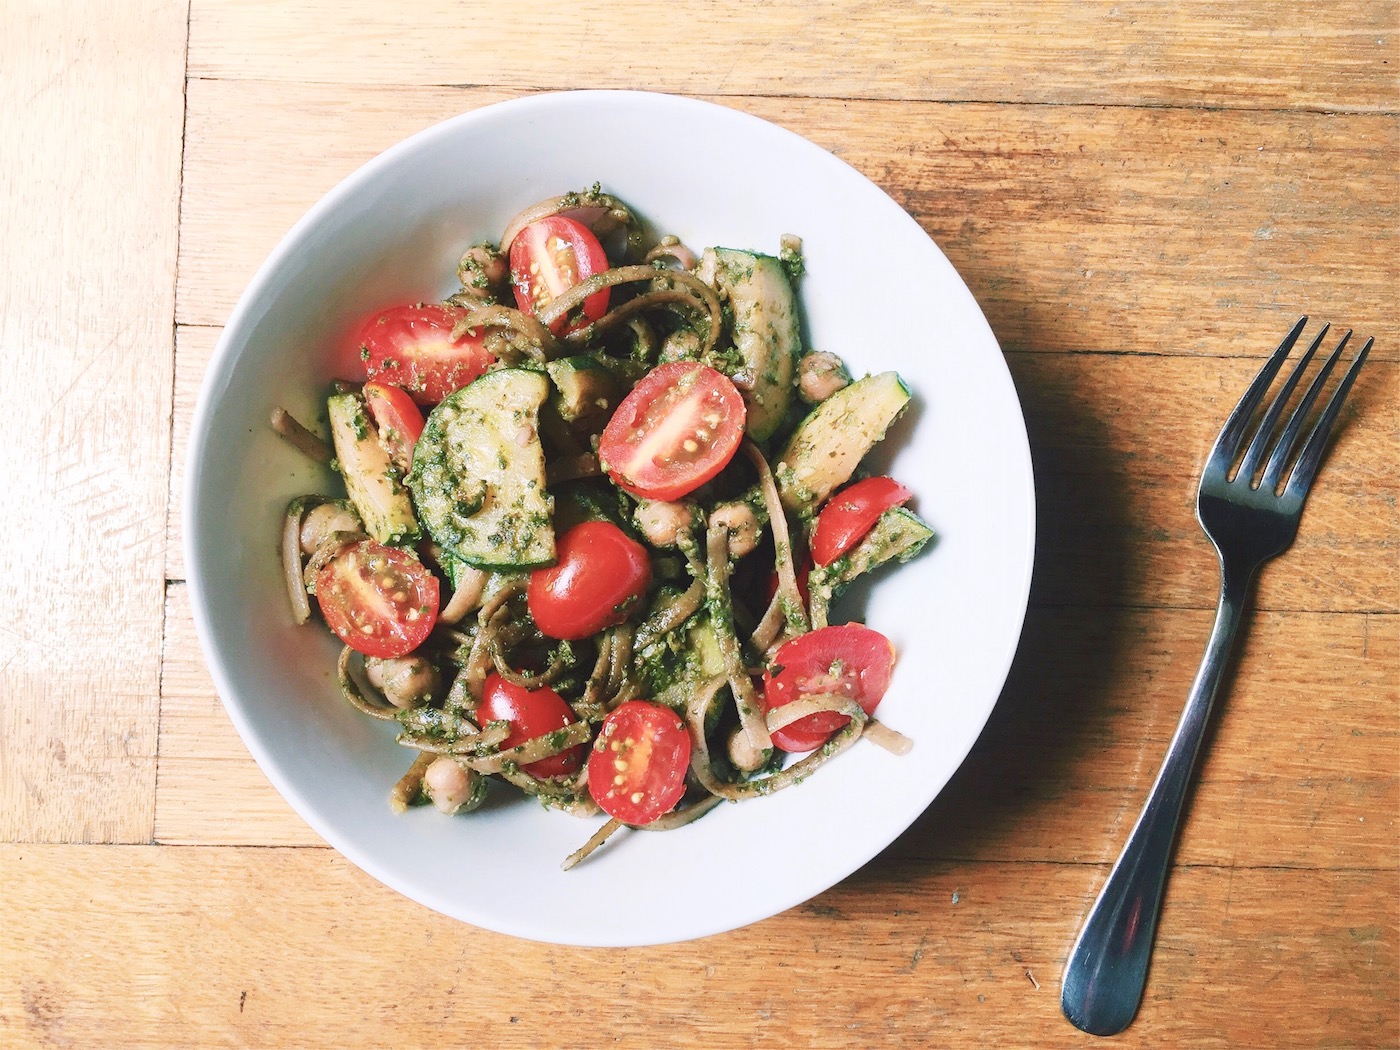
[834, 292, 1150, 894]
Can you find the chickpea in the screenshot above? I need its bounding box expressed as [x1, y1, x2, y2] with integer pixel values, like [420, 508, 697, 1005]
[456, 243, 508, 298]
[796, 351, 851, 405]
[424, 757, 486, 815]
[364, 655, 441, 709]
[658, 327, 701, 363]
[726, 724, 768, 774]
[710, 502, 761, 559]
[635, 500, 695, 548]
[298, 502, 362, 555]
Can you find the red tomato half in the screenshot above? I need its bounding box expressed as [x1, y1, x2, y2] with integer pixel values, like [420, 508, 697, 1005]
[598, 362, 746, 501]
[586, 701, 692, 825]
[363, 382, 425, 472]
[762, 624, 896, 753]
[475, 674, 585, 778]
[528, 520, 652, 641]
[509, 216, 611, 334]
[353, 304, 493, 405]
[810, 476, 914, 567]
[315, 539, 440, 658]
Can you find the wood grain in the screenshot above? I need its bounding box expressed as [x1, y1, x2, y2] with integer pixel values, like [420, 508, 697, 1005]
[1012, 354, 1399, 614]
[5, 1, 1398, 1046]
[2, 844, 1394, 1048]
[156, 584, 1398, 867]
[168, 320, 1398, 613]
[157, 583, 321, 847]
[165, 325, 216, 584]
[187, 0, 1399, 113]
[173, 80, 1399, 361]
[903, 608, 1399, 869]
[0, 1, 187, 843]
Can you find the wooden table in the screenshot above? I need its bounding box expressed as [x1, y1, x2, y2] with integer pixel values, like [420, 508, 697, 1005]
[4, 2, 1396, 1046]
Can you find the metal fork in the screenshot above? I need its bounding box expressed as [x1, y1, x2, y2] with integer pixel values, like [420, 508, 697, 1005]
[1060, 317, 1373, 1037]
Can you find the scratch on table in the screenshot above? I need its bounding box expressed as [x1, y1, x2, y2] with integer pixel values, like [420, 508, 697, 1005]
[904, 935, 930, 973]
[40, 323, 132, 426]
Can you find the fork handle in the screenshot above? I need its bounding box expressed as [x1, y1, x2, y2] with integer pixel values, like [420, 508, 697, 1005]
[1060, 561, 1254, 1036]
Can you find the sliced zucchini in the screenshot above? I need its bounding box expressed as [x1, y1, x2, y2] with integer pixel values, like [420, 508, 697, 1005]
[808, 506, 935, 625]
[773, 371, 911, 514]
[552, 477, 633, 535]
[644, 613, 727, 713]
[326, 392, 418, 545]
[704, 248, 799, 441]
[545, 355, 624, 430]
[409, 369, 554, 569]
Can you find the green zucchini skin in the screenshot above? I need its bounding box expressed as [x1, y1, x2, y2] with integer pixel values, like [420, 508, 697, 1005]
[808, 506, 935, 625]
[409, 369, 555, 569]
[705, 248, 799, 442]
[773, 371, 911, 514]
[545, 355, 624, 431]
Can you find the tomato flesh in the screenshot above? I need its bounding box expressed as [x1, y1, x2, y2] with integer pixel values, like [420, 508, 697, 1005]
[586, 701, 691, 825]
[475, 674, 584, 778]
[598, 362, 746, 501]
[763, 624, 896, 752]
[810, 476, 914, 567]
[363, 382, 425, 472]
[353, 303, 493, 405]
[528, 521, 651, 641]
[315, 539, 439, 659]
[509, 216, 611, 334]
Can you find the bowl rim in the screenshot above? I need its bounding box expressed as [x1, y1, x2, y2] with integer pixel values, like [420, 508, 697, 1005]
[184, 88, 1036, 945]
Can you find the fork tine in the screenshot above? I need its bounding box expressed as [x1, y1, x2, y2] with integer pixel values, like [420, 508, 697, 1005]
[1260, 327, 1348, 491]
[1237, 322, 1329, 483]
[1206, 316, 1308, 474]
[1281, 334, 1373, 500]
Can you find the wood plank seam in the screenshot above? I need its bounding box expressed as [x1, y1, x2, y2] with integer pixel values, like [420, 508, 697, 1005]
[179, 76, 1400, 118]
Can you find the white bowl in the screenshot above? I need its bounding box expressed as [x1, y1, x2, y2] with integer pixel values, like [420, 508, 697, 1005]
[186, 90, 1035, 946]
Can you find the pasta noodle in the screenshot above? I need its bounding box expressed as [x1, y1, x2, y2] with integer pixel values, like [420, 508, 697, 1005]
[277, 188, 933, 867]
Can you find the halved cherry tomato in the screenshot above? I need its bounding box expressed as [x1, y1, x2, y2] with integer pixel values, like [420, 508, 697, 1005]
[353, 303, 493, 405]
[586, 701, 691, 825]
[509, 216, 611, 334]
[810, 476, 914, 567]
[363, 382, 425, 472]
[598, 362, 746, 501]
[475, 674, 584, 778]
[762, 624, 896, 753]
[315, 539, 440, 658]
[528, 520, 652, 641]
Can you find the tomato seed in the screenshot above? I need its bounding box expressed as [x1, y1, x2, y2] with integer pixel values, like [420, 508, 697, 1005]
[629, 792, 644, 804]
